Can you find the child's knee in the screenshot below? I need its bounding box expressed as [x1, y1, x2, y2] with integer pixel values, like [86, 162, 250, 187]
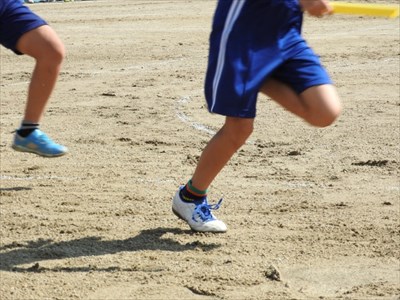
[309, 102, 342, 127]
[235, 124, 253, 141]
[46, 41, 65, 65]
[223, 118, 254, 146]
[301, 85, 342, 127]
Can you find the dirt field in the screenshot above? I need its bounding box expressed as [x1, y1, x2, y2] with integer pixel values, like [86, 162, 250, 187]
[0, 0, 399, 299]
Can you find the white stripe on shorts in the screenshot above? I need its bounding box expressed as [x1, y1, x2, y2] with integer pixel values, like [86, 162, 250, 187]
[211, 0, 246, 112]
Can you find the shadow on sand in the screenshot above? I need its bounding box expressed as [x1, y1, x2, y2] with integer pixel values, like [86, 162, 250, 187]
[0, 227, 221, 273]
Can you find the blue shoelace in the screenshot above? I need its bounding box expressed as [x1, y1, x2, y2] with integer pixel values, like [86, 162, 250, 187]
[192, 198, 223, 223]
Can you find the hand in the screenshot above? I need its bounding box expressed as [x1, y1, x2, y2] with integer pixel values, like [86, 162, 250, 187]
[299, 0, 333, 17]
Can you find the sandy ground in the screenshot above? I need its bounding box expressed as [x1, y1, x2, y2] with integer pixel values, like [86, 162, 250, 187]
[0, 0, 399, 299]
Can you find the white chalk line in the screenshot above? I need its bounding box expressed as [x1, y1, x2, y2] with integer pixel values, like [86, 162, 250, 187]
[2, 55, 397, 88]
[1, 174, 397, 192]
[0, 174, 176, 185]
[282, 182, 399, 192]
[175, 95, 216, 136]
[248, 179, 400, 192]
[0, 175, 81, 181]
[82, 58, 185, 76]
[386, 186, 400, 192]
[0, 58, 185, 87]
[327, 57, 399, 71]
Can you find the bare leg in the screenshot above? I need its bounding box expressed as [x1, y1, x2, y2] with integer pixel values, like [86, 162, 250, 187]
[189, 79, 340, 190]
[16, 25, 65, 123]
[261, 79, 341, 127]
[190, 117, 254, 190]
[11, 25, 67, 157]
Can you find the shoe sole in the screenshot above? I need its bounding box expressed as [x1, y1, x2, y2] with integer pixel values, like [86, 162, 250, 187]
[12, 144, 67, 157]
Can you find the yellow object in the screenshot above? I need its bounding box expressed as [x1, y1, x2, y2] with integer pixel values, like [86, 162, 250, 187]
[331, 1, 399, 18]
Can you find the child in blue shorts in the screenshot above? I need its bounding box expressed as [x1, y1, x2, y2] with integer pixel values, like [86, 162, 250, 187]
[0, 0, 67, 157]
[172, 0, 342, 232]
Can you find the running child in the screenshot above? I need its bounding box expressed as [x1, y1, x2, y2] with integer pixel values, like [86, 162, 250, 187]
[172, 0, 342, 232]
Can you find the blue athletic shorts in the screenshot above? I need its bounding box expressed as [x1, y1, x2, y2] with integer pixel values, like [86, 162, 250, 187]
[205, 0, 333, 118]
[0, 0, 47, 54]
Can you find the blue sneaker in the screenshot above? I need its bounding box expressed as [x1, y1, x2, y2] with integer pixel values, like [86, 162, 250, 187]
[172, 186, 227, 232]
[12, 129, 68, 157]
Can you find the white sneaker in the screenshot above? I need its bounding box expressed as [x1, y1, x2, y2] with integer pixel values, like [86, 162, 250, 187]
[172, 186, 227, 233]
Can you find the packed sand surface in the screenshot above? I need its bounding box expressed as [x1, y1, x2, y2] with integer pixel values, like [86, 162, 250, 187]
[0, 1, 399, 299]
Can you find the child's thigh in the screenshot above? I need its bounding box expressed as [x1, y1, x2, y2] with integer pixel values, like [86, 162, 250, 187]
[17, 25, 64, 59]
[261, 79, 341, 127]
[0, 1, 47, 54]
